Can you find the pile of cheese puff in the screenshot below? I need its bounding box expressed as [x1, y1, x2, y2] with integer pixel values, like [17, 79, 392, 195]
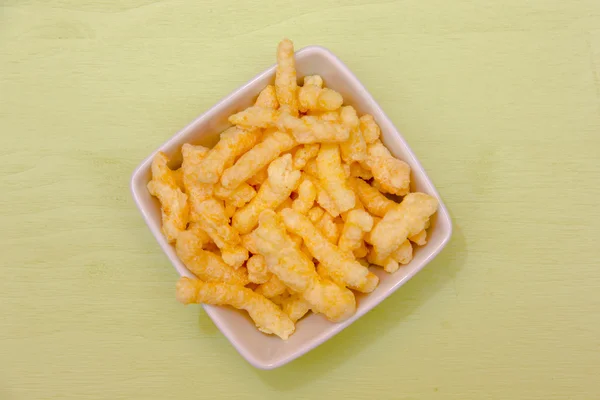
[148, 39, 438, 340]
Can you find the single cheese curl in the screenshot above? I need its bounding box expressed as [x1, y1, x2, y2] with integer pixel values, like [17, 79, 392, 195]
[370, 193, 438, 260]
[176, 277, 294, 340]
[181, 144, 213, 222]
[275, 39, 299, 116]
[365, 140, 411, 196]
[147, 152, 189, 242]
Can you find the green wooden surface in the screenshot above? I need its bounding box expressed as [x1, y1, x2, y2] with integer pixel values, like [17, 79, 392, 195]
[1, 1, 600, 399]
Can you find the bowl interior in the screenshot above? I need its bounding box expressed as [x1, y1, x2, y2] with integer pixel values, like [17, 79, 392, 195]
[131, 46, 452, 369]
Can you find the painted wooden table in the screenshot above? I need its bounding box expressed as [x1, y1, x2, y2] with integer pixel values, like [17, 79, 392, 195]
[2, 1, 599, 399]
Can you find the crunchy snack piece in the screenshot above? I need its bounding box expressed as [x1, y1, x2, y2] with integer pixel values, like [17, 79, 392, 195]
[338, 209, 374, 254]
[278, 113, 349, 144]
[365, 140, 411, 196]
[176, 277, 294, 340]
[232, 154, 301, 234]
[280, 208, 379, 293]
[196, 127, 261, 183]
[350, 162, 373, 180]
[220, 131, 296, 189]
[339, 106, 367, 164]
[181, 144, 213, 222]
[298, 75, 343, 113]
[176, 226, 249, 285]
[251, 210, 356, 321]
[292, 143, 320, 169]
[214, 182, 256, 208]
[247, 254, 271, 284]
[292, 178, 317, 214]
[353, 177, 397, 217]
[317, 144, 355, 213]
[359, 114, 381, 144]
[370, 193, 438, 260]
[255, 84, 279, 109]
[255, 274, 287, 298]
[409, 229, 427, 246]
[147, 152, 189, 242]
[275, 39, 299, 116]
[281, 295, 311, 322]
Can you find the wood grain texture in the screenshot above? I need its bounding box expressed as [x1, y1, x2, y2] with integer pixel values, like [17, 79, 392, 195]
[1, 1, 600, 399]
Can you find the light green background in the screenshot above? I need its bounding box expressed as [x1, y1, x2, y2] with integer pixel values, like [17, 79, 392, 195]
[2, 1, 599, 399]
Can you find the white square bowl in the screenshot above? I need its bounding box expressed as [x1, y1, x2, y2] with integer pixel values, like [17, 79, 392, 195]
[130, 45, 452, 370]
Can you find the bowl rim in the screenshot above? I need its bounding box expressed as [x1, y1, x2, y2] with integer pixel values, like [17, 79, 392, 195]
[130, 44, 453, 370]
